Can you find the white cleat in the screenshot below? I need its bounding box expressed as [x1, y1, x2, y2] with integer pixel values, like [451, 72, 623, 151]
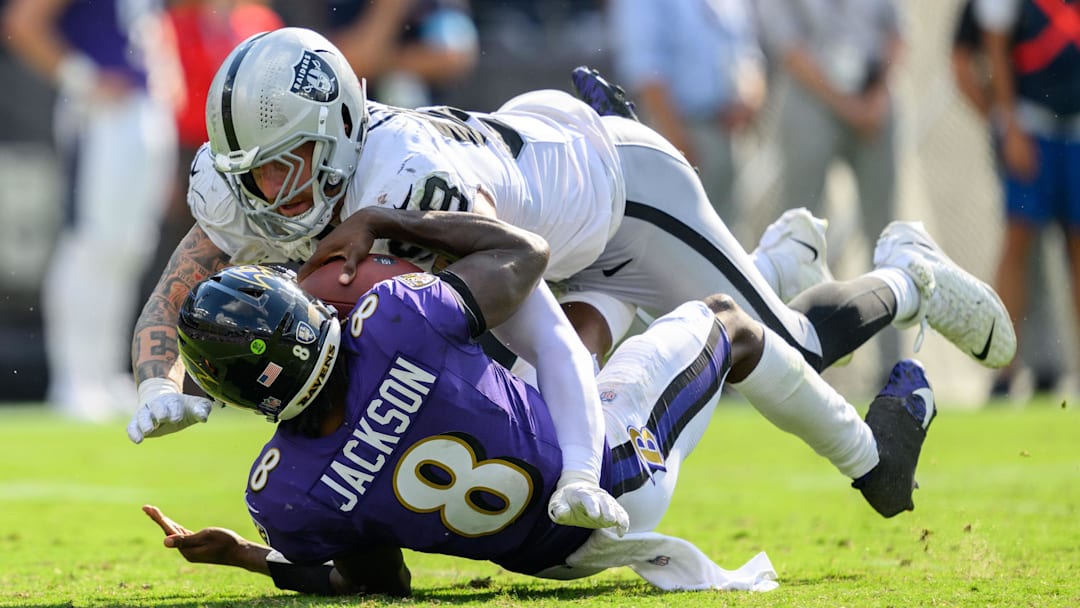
[873, 221, 1016, 369]
[752, 208, 835, 303]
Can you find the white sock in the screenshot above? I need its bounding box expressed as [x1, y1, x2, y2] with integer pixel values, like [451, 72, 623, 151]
[731, 326, 879, 478]
[867, 267, 921, 325]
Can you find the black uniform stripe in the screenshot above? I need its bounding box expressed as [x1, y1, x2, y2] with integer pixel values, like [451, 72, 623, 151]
[220, 32, 270, 152]
[477, 116, 525, 158]
[623, 200, 819, 368]
[610, 318, 730, 497]
[367, 112, 394, 133]
[435, 270, 488, 338]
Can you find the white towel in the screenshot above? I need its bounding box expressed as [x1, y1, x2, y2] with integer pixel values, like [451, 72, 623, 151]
[563, 528, 779, 592]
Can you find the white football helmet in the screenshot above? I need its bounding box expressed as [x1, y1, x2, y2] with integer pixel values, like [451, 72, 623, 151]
[206, 27, 368, 242]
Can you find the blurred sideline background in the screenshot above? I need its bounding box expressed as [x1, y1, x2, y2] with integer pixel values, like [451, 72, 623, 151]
[0, 0, 1073, 407]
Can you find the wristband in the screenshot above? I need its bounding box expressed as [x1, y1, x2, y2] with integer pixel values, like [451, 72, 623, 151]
[266, 550, 337, 595]
[55, 53, 98, 99]
[137, 377, 182, 405]
[556, 469, 601, 490]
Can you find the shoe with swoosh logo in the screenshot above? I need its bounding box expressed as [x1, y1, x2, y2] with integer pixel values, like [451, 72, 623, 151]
[571, 66, 639, 121]
[852, 359, 936, 518]
[873, 221, 1016, 369]
[751, 208, 835, 303]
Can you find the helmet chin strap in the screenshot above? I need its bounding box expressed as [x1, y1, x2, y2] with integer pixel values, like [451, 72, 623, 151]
[314, 105, 344, 188]
[317, 105, 329, 140]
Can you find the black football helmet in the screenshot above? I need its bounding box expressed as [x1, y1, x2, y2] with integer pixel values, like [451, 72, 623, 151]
[177, 265, 341, 422]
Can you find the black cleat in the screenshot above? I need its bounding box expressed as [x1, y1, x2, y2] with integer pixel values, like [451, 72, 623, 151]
[571, 66, 639, 121]
[852, 359, 936, 518]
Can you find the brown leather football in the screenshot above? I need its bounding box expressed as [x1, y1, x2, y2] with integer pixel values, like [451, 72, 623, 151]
[299, 254, 422, 318]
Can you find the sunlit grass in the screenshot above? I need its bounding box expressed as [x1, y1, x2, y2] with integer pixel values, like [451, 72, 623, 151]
[0, 397, 1076, 607]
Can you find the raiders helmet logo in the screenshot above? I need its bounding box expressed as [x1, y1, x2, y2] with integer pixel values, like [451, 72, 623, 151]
[290, 50, 339, 103]
[295, 321, 317, 344]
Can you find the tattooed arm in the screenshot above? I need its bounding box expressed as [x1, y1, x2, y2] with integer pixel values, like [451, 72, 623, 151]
[126, 225, 231, 443]
[132, 225, 231, 385]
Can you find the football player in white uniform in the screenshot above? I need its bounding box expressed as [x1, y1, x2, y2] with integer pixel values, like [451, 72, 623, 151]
[128, 29, 1014, 517]
[4, 0, 178, 420]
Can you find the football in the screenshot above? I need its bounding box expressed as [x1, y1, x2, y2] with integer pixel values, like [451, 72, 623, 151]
[299, 254, 422, 318]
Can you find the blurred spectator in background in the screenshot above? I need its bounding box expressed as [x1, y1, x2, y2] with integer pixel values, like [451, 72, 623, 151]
[2, 0, 179, 420]
[755, 0, 902, 383]
[756, 0, 902, 255]
[977, 0, 1080, 399]
[607, 0, 766, 245]
[165, 1, 282, 155]
[951, 0, 1068, 399]
[142, 1, 283, 313]
[323, 0, 479, 108]
[951, 0, 995, 120]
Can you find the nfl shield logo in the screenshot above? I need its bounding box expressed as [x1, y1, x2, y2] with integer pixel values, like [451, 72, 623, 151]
[295, 321, 317, 344]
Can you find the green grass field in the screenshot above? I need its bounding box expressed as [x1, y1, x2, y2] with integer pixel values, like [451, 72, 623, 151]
[0, 397, 1076, 608]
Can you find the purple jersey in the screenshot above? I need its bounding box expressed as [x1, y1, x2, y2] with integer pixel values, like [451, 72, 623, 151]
[246, 273, 606, 574]
[58, 0, 155, 88]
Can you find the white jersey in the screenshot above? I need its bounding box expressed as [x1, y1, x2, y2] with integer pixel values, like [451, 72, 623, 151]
[190, 89, 625, 281]
[190, 88, 820, 367]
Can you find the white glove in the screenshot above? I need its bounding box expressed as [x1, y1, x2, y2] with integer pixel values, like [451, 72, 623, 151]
[547, 470, 629, 537]
[126, 378, 213, 444]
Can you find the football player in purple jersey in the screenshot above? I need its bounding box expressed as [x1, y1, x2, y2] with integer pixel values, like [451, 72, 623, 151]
[143, 206, 937, 596]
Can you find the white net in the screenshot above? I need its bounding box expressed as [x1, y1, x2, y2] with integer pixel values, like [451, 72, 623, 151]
[731, 0, 1076, 405]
